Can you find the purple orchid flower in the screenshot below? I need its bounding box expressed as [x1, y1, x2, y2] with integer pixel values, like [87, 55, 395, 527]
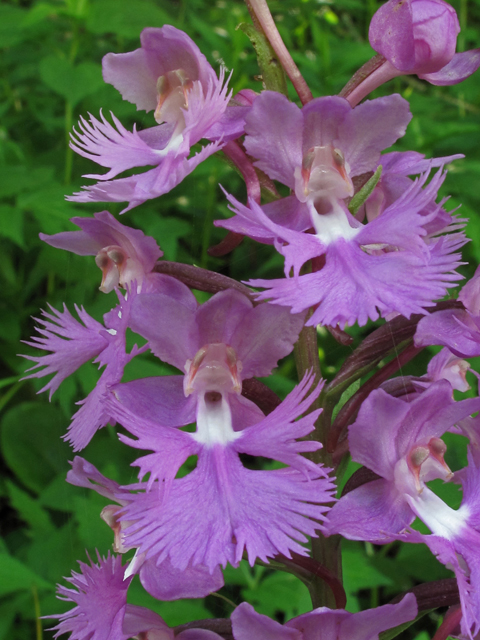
[65, 288, 334, 572]
[40, 210, 164, 293]
[96, 371, 335, 573]
[47, 552, 224, 640]
[415, 266, 480, 357]
[117, 286, 307, 431]
[217, 91, 465, 328]
[66, 26, 244, 213]
[369, 0, 480, 86]
[21, 290, 144, 450]
[324, 380, 480, 637]
[67, 456, 225, 600]
[324, 380, 479, 542]
[230, 595, 418, 640]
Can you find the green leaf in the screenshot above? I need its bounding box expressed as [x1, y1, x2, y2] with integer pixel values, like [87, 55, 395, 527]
[1, 402, 70, 493]
[0, 6, 27, 47]
[0, 551, 53, 597]
[242, 571, 311, 620]
[332, 378, 361, 421]
[238, 23, 288, 95]
[6, 480, 54, 536]
[342, 548, 393, 593]
[39, 56, 103, 106]
[348, 165, 383, 215]
[0, 205, 25, 248]
[86, 0, 170, 38]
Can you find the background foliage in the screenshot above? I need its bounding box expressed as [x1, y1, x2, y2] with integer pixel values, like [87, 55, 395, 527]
[1, 0, 480, 637]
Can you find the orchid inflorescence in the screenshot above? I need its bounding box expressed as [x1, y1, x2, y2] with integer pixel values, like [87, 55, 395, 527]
[22, 0, 480, 638]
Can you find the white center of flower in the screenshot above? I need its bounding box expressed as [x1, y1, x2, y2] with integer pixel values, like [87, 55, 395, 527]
[184, 343, 243, 447]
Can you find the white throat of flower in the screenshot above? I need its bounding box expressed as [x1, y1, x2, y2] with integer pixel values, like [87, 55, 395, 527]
[394, 437, 468, 540]
[184, 343, 243, 447]
[293, 144, 360, 246]
[154, 68, 197, 152]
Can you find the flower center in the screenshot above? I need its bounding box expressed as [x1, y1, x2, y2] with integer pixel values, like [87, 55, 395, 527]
[94, 245, 144, 293]
[183, 343, 242, 397]
[184, 343, 243, 447]
[154, 68, 193, 129]
[294, 145, 354, 205]
[405, 436, 453, 494]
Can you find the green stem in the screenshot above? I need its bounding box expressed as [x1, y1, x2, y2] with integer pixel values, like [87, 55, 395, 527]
[32, 584, 43, 640]
[64, 100, 73, 186]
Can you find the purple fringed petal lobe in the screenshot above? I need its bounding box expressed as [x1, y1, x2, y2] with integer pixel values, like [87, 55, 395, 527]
[105, 394, 200, 487]
[338, 94, 412, 176]
[48, 553, 133, 640]
[415, 309, 480, 357]
[216, 195, 311, 244]
[369, 0, 416, 71]
[130, 290, 198, 371]
[244, 91, 303, 188]
[419, 48, 480, 85]
[111, 376, 196, 427]
[139, 558, 224, 602]
[324, 478, 414, 543]
[250, 230, 461, 329]
[226, 194, 323, 278]
[231, 602, 301, 640]
[21, 304, 107, 398]
[68, 140, 222, 213]
[412, 532, 480, 638]
[70, 112, 169, 181]
[118, 446, 334, 572]
[67, 456, 120, 500]
[103, 26, 216, 112]
[235, 374, 325, 475]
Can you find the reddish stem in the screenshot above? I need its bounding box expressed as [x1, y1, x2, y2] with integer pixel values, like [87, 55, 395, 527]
[432, 605, 463, 640]
[154, 261, 255, 300]
[246, 0, 313, 105]
[209, 140, 262, 256]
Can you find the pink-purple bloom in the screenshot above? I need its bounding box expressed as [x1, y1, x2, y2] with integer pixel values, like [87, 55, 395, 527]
[369, 0, 480, 86]
[67, 26, 244, 212]
[325, 380, 480, 637]
[48, 552, 224, 640]
[230, 596, 418, 640]
[40, 210, 163, 293]
[217, 91, 465, 328]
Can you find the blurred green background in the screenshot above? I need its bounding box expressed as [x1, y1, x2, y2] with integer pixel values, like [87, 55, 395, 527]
[1, 0, 480, 637]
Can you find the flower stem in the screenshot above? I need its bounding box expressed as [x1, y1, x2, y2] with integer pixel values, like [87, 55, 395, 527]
[245, 0, 313, 104]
